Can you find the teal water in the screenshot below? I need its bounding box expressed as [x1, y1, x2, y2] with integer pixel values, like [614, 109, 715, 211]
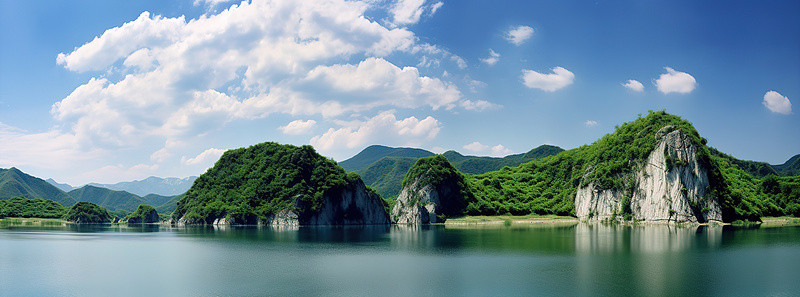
[1, 223, 799, 296]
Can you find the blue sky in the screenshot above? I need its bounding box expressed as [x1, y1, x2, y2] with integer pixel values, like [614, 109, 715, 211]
[0, 0, 798, 185]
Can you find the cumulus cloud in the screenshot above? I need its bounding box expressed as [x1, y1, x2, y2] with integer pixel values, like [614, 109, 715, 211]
[304, 57, 461, 110]
[505, 25, 534, 46]
[622, 79, 644, 92]
[462, 141, 511, 156]
[182, 148, 228, 165]
[480, 49, 500, 66]
[50, 0, 461, 155]
[278, 119, 317, 135]
[310, 110, 440, 157]
[389, 0, 444, 27]
[521, 67, 574, 92]
[655, 67, 696, 94]
[763, 91, 792, 115]
[585, 120, 598, 127]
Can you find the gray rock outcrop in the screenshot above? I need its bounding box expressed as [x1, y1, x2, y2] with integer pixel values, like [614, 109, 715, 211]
[127, 207, 160, 224]
[180, 179, 390, 226]
[391, 174, 468, 224]
[575, 126, 722, 223]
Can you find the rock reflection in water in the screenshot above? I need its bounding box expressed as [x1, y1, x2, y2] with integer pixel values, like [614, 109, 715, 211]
[575, 223, 724, 254]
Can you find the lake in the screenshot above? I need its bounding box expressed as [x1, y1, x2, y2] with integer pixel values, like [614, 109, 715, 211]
[1, 223, 799, 296]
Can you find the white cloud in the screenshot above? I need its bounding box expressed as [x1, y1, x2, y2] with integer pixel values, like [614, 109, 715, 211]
[0, 123, 90, 170]
[462, 141, 511, 156]
[305, 57, 461, 110]
[459, 100, 501, 111]
[505, 25, 534, 46]
[490, 144, 512, 156]
[310, 110, 440, 157]
[194, 0, 233, 8]
[389, 0, 443, 27]
[278, 119, 317, 135]
[182, 148, 228, 166]
[463, 141, 489, 152]
[763, 91, 792, 115]
[655, 67, 696, 94]
[521, 67, 574, 92]
[50, 0, 462, 158]
[480, 49, 500, 66]
[622, 79, 644, 92]
[464, 76, 487, 93]
[451, 55, 467, 69]
[585, 120, 597, 127]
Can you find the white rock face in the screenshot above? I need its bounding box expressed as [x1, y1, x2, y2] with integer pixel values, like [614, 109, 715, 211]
[178, 179, 390, 226]
[575, 126, 723, 223]
[301, 179, 390, 225]
[392, 179, 441, 224]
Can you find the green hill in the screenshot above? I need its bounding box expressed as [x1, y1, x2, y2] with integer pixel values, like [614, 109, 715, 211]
[460, 111, 795, 221]
[351, 144, 564, 200]
[173, 142, 375, 223]
[443, 144, 564, 175]
[773, 154, 800, 176]
[155, 194, 183, 215]
[356, 156, 419, 200]
[63, 201, 112, 223]
[0, 168, 76, 207]
[338, 145, 434, 172]
[708, 148, 778, 178]
[0, 197, 68, 218]
[68, 185, 148, 212]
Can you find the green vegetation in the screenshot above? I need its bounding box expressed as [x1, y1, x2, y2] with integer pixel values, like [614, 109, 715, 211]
[67, 186, 148, 213]
[356, 156, 418, 200]
[63, 201, 112, 223]
[708, 148, 778, 178]
[173, 142, 373, 223]
[773, 154, 800, 176]
[401, 155, 471, 219]
[126, 204, 159, 223]
[353, 145, 564, 201]
[338, 145, 434, 172]
[0, 167, 76, 206]
[443, 145, 564, 175]
[461, 110, 798, 222]
[155, 194, 183, 215]
[0, 197, 68, 218]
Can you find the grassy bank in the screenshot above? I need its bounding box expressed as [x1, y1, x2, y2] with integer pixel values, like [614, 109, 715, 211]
[445, 214, 577, 225]
[759, 216, 800, 228]
[0, 217, 67, 228]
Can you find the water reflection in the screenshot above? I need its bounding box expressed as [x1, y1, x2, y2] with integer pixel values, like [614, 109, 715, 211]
[575, 223, 725, 254]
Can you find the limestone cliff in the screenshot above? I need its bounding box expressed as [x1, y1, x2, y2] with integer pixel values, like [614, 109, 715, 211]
[172, 142, 390, 226]
[575, 126, 722, 223]
[179, 178, 390, 226]
[391, 155, 469, 224]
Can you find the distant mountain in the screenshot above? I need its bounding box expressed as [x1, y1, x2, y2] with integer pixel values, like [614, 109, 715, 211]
[338, 145, 435, 172]
[356, 156, 419, 200]
[154, 194, 183, 215]
[88, 176, 197, 196]
[443, 144, 565, 175]
[0, 168, 77, 207]
[708, 148, 779, 178]
[45, 178, 76, 192]
[67, 185, 149, 213]
[773, 154, 800, 176]
[350, 144, 564, 200]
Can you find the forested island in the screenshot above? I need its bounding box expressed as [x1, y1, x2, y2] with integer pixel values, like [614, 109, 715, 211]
[2, 111, 798, 226]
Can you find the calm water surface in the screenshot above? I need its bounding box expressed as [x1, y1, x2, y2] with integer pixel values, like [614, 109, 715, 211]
[1, 223, 799, 296]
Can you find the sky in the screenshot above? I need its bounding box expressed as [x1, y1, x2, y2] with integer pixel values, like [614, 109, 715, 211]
[0, 0, 798, 185]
